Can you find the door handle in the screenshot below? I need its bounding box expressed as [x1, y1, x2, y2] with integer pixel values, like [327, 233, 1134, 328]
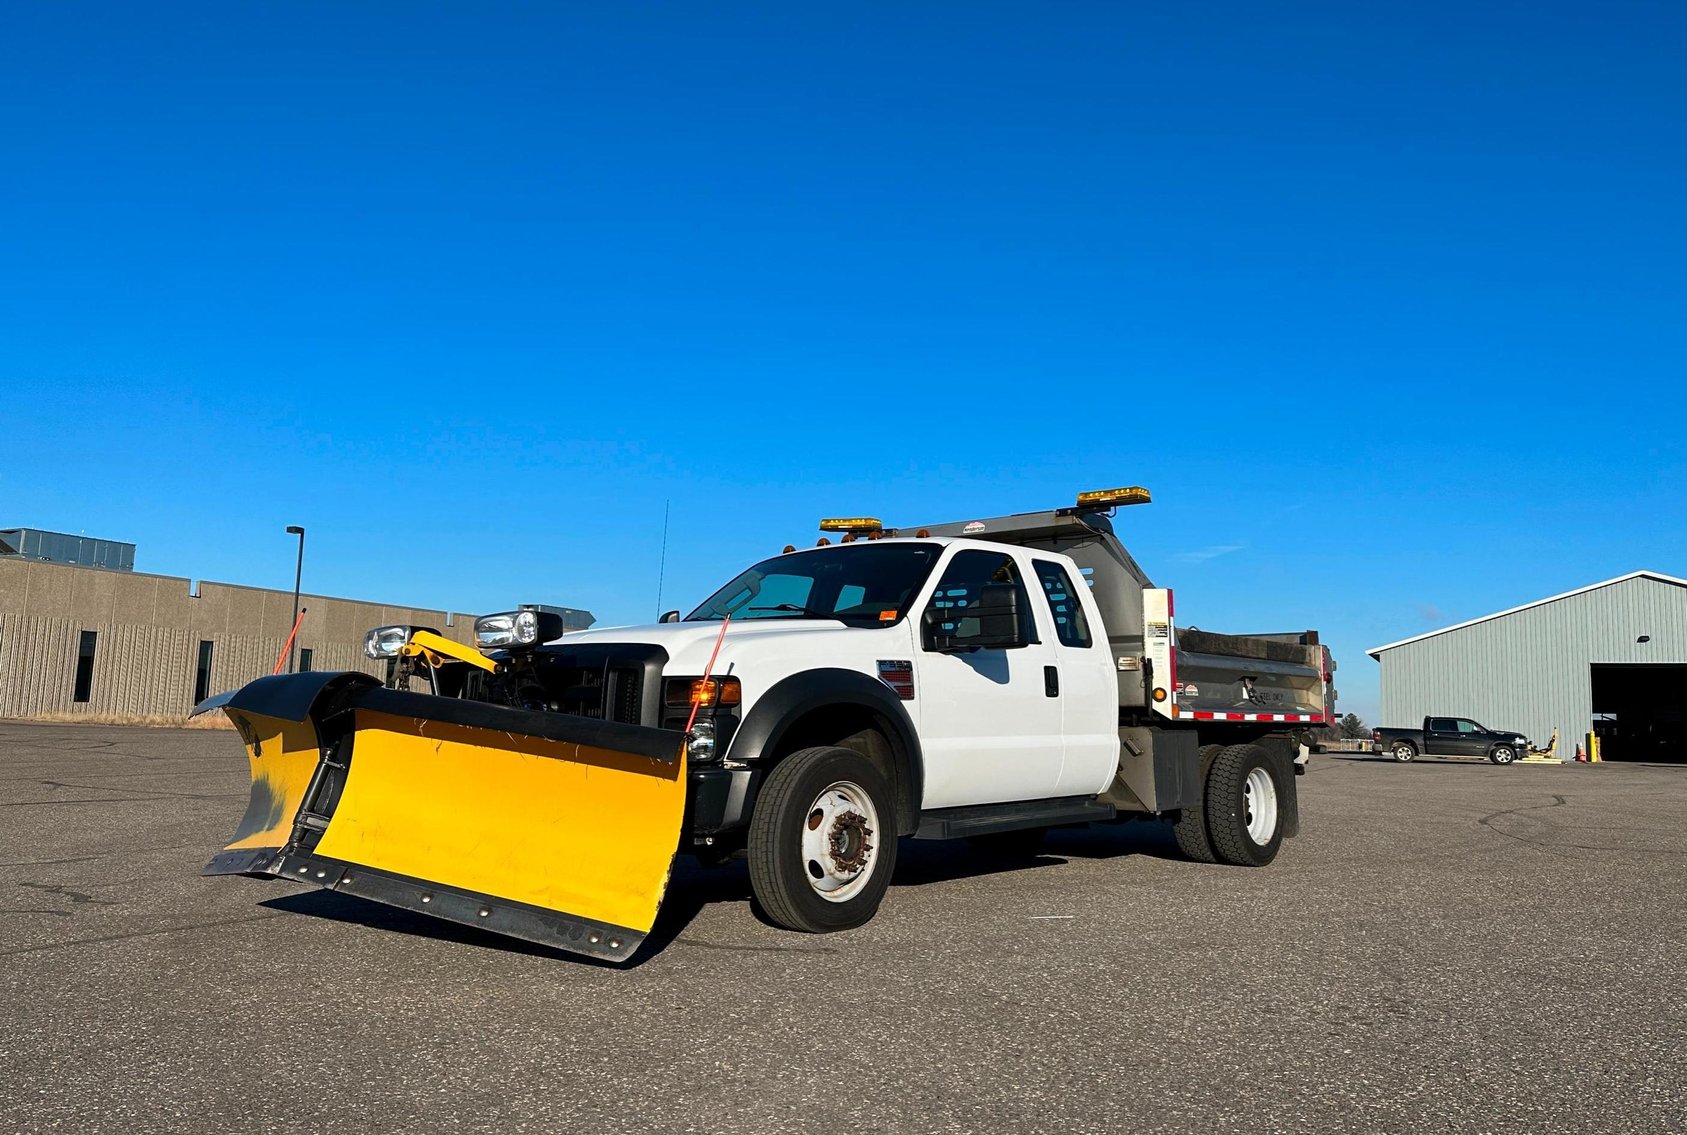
[1044, 665, 1059, 697]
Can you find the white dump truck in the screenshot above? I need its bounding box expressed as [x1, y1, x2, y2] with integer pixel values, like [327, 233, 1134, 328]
[201, 486, 1335, 961]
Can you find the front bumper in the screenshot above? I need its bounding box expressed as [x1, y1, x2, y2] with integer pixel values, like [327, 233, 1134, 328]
[686, 766, 762, 838]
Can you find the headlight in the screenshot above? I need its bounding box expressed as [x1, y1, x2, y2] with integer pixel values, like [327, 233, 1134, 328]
[1514, 735, 1528, 745]
[475, 609, 564, 651]
[687, 717, 716, 761]
[662, 677, 742, 764]
[364, 625, 414, 659]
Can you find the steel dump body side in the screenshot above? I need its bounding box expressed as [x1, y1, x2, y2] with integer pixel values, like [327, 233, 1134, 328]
[902, 508, 1330, 725]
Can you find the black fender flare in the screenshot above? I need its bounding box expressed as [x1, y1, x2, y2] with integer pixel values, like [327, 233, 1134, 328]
[726, 668, 924, 835]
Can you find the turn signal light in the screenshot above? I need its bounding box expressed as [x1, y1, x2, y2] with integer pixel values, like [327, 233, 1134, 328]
[665, 677, 742, 708]
[1077, 486, 1152, 508]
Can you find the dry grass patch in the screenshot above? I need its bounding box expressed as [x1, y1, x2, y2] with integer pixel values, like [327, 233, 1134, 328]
[13, 711, 236, 730]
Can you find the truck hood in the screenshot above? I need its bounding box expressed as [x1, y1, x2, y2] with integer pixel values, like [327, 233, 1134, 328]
[553, 618, 878, 674]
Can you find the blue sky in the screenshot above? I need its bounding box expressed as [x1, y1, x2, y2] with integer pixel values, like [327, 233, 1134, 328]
[3, 2, 1684, 722]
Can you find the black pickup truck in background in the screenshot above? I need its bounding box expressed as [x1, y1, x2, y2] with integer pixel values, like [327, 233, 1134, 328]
[1373, 717, 1530, 765]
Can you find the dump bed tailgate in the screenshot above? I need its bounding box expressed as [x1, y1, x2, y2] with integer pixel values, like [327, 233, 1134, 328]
[1172, 628, 1329, 724]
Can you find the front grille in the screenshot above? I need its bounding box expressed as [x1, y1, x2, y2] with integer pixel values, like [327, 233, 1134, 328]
[533, 664, 643, 724]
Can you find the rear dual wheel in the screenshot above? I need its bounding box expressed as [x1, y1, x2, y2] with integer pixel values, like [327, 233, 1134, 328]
[1176, 743, 1287, 867]
[748, 746, 898, 933]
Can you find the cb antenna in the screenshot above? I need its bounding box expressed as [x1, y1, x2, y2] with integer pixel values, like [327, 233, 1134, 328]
[655, 499, 671, 619]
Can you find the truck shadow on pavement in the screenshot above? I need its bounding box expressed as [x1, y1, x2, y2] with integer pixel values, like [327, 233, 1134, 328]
[255, 822, 1187, 966]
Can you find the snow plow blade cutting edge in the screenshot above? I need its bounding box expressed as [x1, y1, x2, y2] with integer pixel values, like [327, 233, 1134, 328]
[196, 672, 688, 963]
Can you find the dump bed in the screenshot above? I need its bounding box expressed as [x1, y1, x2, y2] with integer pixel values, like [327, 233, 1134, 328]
[901, 506, 1332, 725]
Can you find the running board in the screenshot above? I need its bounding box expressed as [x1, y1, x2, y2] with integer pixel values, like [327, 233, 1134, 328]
[913, 796, 1115, 840]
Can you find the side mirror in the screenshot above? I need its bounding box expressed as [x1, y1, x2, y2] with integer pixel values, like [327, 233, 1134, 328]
[922, 582, 1027, 653]
[660, 610, 681, 624]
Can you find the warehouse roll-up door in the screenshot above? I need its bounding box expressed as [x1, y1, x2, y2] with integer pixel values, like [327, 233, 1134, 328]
[1591, 664, 1687, 763]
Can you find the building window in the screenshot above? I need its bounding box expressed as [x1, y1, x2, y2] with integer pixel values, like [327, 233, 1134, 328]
[298, 647, 314, 673]
[73, 630, 98, 703]
[194, 640, 215, 705]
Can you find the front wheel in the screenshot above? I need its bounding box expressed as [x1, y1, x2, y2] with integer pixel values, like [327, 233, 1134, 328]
[1489, 745, 1517, 765]
[747, 746, 898, 933]
[1391, 741, 1417, 763]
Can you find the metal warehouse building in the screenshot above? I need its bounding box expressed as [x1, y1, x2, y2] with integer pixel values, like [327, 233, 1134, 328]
[1368, 571, 1687, 763]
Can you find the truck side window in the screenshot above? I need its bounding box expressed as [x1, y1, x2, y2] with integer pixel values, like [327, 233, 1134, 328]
[925, 551, 1036, 648]
[1032, 560, 1093, 648]
[1428, 718, 1456, 732]
[1456, 719, 1481, 733]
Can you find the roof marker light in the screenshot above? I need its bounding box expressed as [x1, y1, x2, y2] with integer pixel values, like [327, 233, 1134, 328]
[1077, 486, 1152, 508]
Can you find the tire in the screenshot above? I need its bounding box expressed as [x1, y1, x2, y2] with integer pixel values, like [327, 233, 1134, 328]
[1205, 743, 1287, 867]
[747, 746, 898, 933]
[1489, 745, 1517, 765]
[968, 827, 1047, 858]
[1391, 741, 1417, 763]
[1172, 744, 1226, 863]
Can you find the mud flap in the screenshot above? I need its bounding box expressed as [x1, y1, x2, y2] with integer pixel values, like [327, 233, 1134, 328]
[201, 676, 687, 963]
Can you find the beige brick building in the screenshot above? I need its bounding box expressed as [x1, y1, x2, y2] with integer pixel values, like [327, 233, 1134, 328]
[0, 557, 487, 719]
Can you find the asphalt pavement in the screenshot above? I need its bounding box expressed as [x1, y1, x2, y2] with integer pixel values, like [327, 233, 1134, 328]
[2, 722, 1683, 1134]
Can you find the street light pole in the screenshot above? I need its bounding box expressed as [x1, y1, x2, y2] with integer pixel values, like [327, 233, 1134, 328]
[285, 525, 305, 674]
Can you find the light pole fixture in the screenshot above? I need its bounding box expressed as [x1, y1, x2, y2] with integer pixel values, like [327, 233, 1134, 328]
[285, 525, 305, 673]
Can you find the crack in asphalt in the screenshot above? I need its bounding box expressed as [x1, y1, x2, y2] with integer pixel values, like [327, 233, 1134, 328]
[0, 843, 200, 868]
[1477, 794, 1571, 856]
[1473, 794, 1682, 855]
[0, 912, 287, 957]
[32, 778, 245, 801]
[672, 936, 840, 955]
[0, 798, 153, 808]
[18, 881, 118, 906]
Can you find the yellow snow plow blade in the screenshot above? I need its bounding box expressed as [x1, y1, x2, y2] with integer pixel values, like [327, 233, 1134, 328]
[196, 673, 688, 962]
[315, 708, 686, 940]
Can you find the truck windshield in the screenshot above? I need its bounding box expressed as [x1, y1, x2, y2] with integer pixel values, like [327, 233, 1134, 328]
[687, 543, 941, 626]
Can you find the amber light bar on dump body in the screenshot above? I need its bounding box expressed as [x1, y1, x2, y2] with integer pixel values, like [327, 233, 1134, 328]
[1076, 486, 1152, 508]
[818, 517, 883, 534]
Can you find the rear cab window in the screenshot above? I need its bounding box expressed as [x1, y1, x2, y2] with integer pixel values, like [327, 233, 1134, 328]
[1032, 560, 1093, 648]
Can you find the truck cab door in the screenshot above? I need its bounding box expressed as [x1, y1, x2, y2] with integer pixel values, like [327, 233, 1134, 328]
[1452, 719, 1488, 756]
[912, 548, 1064, 809]
[1424, 718, 1460, 756]
[1029, 557, 1118, 797]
